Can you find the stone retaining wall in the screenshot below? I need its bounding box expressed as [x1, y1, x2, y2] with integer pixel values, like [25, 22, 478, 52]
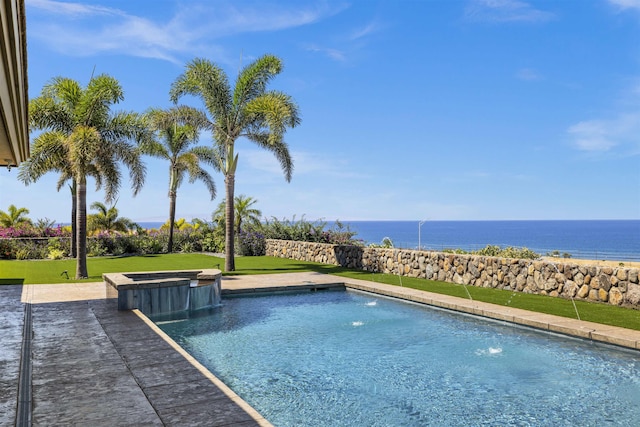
[265, 239, 640, 309]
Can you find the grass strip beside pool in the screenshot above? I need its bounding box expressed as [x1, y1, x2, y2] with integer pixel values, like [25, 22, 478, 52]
[0, 254, 638, 331]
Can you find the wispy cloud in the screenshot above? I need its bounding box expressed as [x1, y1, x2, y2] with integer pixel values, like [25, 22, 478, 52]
[464, 0, 556, 23]
[305, 17, 383, 62]
[349, 20, 383, 41]
[28, 0, 120, 16]
[303, 45, 347, 62]
[607, 0, 640, 11]
[26, 0, 344, 63]
[516, 68, 542, 81]
[568, 112, 640, 153]
[242, 149, 366, 179]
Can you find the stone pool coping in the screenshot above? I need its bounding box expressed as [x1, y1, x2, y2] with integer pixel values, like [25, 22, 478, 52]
[9, 271, 640, 425]
[221, 272, 640, 351]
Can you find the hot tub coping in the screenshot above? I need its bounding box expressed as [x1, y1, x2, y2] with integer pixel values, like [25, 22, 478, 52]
[103, 269, 222, 291]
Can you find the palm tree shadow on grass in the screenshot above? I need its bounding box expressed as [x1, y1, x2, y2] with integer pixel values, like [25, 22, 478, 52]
[109, 254, 161, 259]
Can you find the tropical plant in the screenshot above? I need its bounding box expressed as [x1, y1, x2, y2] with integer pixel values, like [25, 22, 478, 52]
[0, 204, 32, 227]
[212, 194, 262, 236]
[443, 245, 540, 260]
[34, 217, 55, 231]
[141, 106, 217, 252]
[170, 54, 300, 271]
[20, 138, 94, 258]
[87, 201, 137, 235]
[369, 237, 394, 248]
[24, 74, 147, 278]
[160, 217, 192, 231]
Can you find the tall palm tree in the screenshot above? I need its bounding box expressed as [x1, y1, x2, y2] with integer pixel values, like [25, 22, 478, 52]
[0, 204, 32, 228]
[170, 54, 300, 271]
[19, 158, 90, 257]
[141, 106, 217, 252]
[24, 75, 146, 279]
[213, 195, 261, 236]
[87, 201, 137, 234]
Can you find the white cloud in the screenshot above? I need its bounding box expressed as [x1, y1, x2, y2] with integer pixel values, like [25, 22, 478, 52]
[516, 68, 542, 81]
[27, 0, 121, 17]
[303, 45, 347, 62]
[26, 0, 345, 63]
[607, 0, 640, 11]
[242, 149, 366, 179]
[568, 112, 640, 152]
[349, 20, 382, 41]
[464, 0, 556, 23]
[304, 16, 383, 63]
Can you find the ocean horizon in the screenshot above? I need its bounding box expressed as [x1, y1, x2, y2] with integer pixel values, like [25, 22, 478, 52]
[338, 220, 640, 262]
[134, 219, 640, 262]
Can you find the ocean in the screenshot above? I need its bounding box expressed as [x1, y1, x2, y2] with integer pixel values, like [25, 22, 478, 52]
[338, 220, 640, 262]
[138, 220, 640, 262]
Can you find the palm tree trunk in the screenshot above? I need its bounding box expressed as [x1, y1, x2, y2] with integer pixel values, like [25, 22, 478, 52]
[70, 182, 77, 258]
[225, 173, 235, 271]
[76, 178, 88, 279]
[168, 190, 176, 253]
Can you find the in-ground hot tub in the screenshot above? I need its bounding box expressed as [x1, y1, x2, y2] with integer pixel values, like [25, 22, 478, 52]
[103, 269, 222, 316]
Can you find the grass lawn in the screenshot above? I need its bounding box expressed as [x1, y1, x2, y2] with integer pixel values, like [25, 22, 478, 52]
[1, 254, 638, 331]
[0, 254, 340, 284]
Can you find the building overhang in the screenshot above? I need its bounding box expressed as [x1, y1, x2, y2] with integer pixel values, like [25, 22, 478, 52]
[0, 0, 29, 168]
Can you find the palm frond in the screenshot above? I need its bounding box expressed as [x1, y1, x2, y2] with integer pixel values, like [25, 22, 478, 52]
[29, 96, 74, 133]
[79, 74, 123, 126]
[234, 54, 282, 107]
[248, 132, 294, 182]
[244, 91, 301, 139]
[170, 58, 232, 122]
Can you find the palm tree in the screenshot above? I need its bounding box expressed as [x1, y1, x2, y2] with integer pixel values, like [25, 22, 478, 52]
[24, 75, 146, 279]
[170, 54, 300, 271]
[0, 204, 32, 228]
[141, 106, 216, 252]
[19, 158, 88, 257]
[213, 195, 261, 236]
[87, 201, 137, 234]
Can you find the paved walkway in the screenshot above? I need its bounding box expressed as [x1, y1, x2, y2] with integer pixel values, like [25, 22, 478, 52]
[1, 272, 639, 426]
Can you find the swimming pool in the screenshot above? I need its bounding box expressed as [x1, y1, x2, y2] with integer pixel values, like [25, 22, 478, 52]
[156, 290, 640, 426]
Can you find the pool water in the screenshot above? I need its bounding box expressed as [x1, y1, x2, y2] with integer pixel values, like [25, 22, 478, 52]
[156, 291, 640, 426]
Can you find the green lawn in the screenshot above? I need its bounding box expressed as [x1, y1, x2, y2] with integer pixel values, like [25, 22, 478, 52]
[0, 254, 339, 284]
[1, 254, 638, 331]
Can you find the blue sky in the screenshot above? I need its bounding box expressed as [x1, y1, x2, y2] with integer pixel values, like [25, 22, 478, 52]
[1, 0, 639, 223]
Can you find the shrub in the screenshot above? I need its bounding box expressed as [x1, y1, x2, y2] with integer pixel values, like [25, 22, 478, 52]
[87, 239, 109, 257]
[180, 240, 196, 253]
[15, 247, 32, 260]
[237, 230, 266, 256]
[111, 235, 138, 255]
[369, 237, 394, 248]
[442, 245, 540, 260]
[260, 217, 360, 245]
[201, 231, 224, 253]
[47, 248, 66, 260]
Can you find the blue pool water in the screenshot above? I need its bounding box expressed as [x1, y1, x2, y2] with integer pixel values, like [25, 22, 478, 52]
[157, 291, 640, 426]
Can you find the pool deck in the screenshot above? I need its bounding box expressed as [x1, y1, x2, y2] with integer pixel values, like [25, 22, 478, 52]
[2, 271, 640, 426]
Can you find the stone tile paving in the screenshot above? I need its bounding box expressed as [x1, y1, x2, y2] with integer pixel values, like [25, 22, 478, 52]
[0, 285, 24, 426]
[90, 299, 268, 427]
[4, 272, 638, 427]
[30, 300, 160, 426]
[15, 293, 270, 426]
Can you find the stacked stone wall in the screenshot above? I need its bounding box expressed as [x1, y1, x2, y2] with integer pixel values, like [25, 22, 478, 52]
[265, 239, 640, 309]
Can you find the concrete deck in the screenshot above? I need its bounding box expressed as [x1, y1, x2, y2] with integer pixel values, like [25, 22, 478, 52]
[1, 272, 639, 426]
